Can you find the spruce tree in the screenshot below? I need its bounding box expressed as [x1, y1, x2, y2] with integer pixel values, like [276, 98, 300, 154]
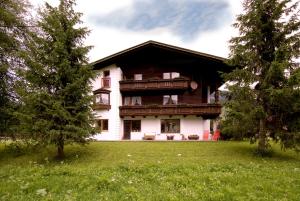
[18, 0, 94, 158]
[0, 0, 29, 137]
[222, 0, 300, 154]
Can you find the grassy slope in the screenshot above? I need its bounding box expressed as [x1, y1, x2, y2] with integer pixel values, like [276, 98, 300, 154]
[0, 141, 299, 201]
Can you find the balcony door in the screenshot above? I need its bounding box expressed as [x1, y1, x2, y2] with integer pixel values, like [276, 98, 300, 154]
[123, 120, 141, 140]
[123, 120, 131, 140]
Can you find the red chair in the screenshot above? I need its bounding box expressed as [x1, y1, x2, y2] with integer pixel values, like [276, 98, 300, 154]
[212, 130, 220, 141]
[203, 130, 210, 141]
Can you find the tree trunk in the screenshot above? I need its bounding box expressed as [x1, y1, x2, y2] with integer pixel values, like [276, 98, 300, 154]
[258, 119, 268, 155]
[57, 140, 64, 159]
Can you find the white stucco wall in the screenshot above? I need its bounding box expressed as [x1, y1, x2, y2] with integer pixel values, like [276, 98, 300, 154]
[181, 116, 204, 139]
[122, 116, 207, 140]
[141, 118, 161, 135]
[203, 119, 210, 132]
[91, 64, 122, 140]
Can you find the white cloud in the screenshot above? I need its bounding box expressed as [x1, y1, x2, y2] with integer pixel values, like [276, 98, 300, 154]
[29, 0, 244, 62]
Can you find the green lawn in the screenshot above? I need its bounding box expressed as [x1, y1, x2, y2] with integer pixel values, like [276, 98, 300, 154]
[0, 141, 299, 201]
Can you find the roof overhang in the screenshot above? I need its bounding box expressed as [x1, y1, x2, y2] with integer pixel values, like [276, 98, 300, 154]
[91, 40, 227, 70]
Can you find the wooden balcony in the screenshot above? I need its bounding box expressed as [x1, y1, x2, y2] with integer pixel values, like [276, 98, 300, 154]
[119, 104, 222, 118]
[119, 78, 189, 92]
[92, 104, 111, 110]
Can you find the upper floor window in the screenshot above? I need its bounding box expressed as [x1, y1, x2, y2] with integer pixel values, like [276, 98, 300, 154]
[163, 95, 178, 105]
[124, 96, 142, 106]
[163, 72, 180, 79]
[95, 93, 110, 105]
[104, 70, 110, 77]
[134, 74, 142, 80]
[102, 70, 111, 88]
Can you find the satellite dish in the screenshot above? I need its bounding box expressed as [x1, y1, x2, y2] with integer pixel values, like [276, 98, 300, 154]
[190, 81, 198, 90]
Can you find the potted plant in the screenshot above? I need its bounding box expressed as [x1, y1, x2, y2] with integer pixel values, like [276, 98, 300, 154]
[167, 135, 174, 140]
[188, 134, 199, 140]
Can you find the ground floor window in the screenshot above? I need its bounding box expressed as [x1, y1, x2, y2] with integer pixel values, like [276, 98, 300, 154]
[96, 119, 108, 132]
[161, 119, 180, 133]
[131, 120, 141, 132]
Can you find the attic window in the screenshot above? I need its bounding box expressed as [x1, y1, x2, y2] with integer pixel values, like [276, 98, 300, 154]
[104, 70, 110, 77]
[163, 72, 180, 79]
[134, 74, 142, 80]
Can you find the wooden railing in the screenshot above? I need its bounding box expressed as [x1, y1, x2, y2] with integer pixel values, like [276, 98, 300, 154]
[119, 104, 222, 118]
[119, 78, 189, 92]
[92, 104, 111, 110]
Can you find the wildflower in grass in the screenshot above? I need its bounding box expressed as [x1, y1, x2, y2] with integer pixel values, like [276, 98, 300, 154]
[127, 154, 132, 157]
[177, 154, 182, 157]
[36, 188, 47, 196]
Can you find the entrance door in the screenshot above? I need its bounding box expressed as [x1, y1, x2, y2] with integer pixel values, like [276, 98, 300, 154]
[123, 120, 131, 140]
[123, 120, 141, 140]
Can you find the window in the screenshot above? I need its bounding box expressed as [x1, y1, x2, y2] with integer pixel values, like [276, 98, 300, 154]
[96, 119, 109, 132]
[102, 70, 110, 88]
[131, 120, 141, 132]
[163, 73, 171, 79]
[124, 96, 142, 106]
[134, 74, 142, 80]
[132, 96, 142, 105]
[163, 72, 180, 79]
[163, 95, 178, 105]
[124, 97, 131, 106]
[104, 70, 110, 77]
[161, 119, 180, 133]
[171, 72, 180, 78]
[102, 78, 110, 88]
[95, 93, 109, 105]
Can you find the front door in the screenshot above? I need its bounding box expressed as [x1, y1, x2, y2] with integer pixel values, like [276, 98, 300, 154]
[123, 120, 131, 140]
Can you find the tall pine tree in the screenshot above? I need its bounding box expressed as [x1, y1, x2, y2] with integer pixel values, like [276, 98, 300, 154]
[0, 0, 29, 137]
[18, 0, 94, 158]
[222, 0, 300, 154]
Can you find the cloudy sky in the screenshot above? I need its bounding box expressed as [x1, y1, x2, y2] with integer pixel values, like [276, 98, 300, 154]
[29, 0, 243, 62]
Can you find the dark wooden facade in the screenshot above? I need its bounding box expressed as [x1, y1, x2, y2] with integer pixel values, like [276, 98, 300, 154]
[120, 104, 222, 118]
[119, 78, 189, 92]
[93, 41, 230, 117]
[92, 104, 111, 110]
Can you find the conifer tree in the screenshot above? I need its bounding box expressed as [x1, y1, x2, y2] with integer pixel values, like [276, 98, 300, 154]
[0, 0, 29, 137]
[18, 0, 94, 158]
[222, 0, 300, 154]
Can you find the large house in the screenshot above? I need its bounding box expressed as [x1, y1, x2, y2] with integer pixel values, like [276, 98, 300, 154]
[91, 41, 230, 140]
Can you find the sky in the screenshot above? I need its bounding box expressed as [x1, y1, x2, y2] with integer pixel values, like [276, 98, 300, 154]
[29, 0, 243, 62]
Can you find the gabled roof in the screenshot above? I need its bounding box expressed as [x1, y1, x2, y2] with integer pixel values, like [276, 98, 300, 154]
[91, 40, 227, 69]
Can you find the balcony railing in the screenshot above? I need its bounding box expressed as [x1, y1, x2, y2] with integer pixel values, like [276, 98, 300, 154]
[119, 104, 222, 118]
[92, 104, 111, 110]
[119, 78, 189, 92]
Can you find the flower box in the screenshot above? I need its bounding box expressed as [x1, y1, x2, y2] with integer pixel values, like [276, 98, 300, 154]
[188, 134, 199, 140]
